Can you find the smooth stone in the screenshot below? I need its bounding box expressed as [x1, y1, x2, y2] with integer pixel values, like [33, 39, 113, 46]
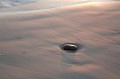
[60, 43, 81, 52]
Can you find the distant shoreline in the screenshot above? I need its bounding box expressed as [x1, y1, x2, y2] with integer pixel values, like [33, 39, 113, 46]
[0, 1, 118, 14]
[0, 0, 92, 13]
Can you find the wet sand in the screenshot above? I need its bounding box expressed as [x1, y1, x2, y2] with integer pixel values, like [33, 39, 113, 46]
[0, 1, 120, 79]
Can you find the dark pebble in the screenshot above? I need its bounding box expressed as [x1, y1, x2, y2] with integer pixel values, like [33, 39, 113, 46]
[60, 43, 81, 52]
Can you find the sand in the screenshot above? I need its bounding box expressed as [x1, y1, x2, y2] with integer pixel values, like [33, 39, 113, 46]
[0, 1, 120, 79]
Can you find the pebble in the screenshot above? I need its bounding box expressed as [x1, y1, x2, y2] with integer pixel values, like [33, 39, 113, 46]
[60, 43, 81, 52]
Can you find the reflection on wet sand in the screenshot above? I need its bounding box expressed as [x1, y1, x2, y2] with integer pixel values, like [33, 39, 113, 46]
[0, 1, 120, 79]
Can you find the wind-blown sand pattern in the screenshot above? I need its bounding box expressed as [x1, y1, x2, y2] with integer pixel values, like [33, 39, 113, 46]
[0, 1, 120, 79]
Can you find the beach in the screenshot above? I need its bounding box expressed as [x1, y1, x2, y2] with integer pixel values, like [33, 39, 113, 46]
[0, 1, 120, 79]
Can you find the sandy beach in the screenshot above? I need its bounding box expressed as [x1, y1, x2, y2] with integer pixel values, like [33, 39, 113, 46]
[0, 1, 120, 79]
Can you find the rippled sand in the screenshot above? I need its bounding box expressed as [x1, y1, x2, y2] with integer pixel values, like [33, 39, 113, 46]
[0, 1, 120, 79]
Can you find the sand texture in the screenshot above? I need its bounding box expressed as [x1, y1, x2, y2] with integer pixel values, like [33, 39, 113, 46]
[0, 1, 120, 79]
